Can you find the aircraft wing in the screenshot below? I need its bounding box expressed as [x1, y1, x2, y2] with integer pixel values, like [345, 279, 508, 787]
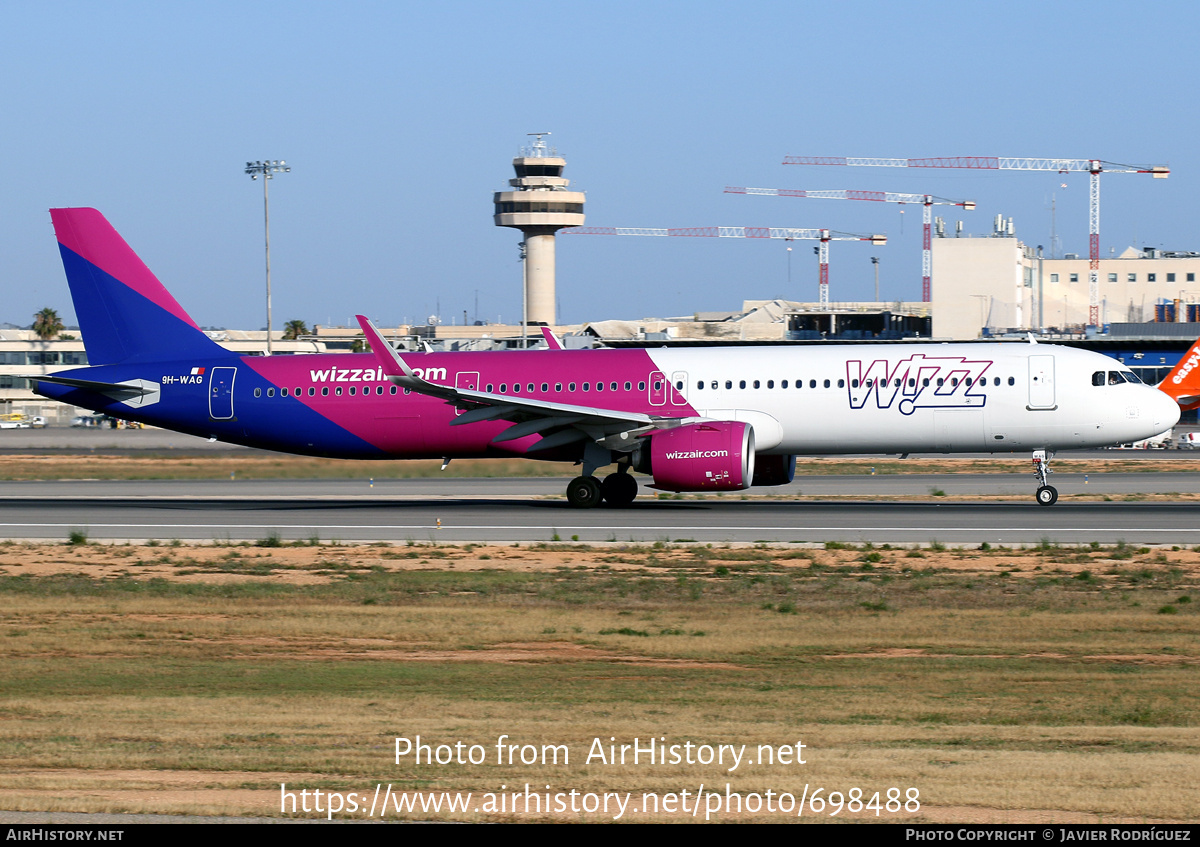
[355, 315, 684, 452]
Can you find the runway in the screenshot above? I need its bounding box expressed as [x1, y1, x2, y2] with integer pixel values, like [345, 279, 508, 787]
[3, 474, 1200, 545]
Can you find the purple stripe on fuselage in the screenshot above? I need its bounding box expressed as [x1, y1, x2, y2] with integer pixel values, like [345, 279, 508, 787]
[51, 208, 200, 331]
[241, 348, 696, 457]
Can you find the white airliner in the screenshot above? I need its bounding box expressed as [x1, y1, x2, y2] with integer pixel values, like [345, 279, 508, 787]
[32, 208, 1183, 508]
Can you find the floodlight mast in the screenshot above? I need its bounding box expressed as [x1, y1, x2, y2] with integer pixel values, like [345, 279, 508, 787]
[244, 160, 291, 355]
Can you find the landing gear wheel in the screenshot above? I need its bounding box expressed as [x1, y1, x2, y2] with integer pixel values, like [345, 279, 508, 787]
[1036, 485, 1059, 506]
[601, 472, 638, 506]
[566, 475, 603, 509]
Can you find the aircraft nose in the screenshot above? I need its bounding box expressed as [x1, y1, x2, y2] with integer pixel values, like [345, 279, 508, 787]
[1149, 386, 1182, 431]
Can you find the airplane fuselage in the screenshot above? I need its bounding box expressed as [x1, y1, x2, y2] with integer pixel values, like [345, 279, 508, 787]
[39, 342, 1178, 462]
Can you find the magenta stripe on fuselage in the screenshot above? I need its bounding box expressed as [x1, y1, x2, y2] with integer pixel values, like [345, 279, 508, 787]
[51, 208, 201, 331]
[242, 348, 696, 456]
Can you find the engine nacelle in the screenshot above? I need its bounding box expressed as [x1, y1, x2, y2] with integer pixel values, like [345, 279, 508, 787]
[642, 421, 755, 492]
[751, 454, 796, 487]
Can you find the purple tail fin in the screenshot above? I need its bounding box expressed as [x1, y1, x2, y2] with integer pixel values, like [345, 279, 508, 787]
[51, 208, 230, 364]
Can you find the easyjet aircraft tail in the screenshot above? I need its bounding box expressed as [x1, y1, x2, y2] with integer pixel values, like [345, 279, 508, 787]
[1157, 337, 1200, 410]
[50, 208, 231, 365]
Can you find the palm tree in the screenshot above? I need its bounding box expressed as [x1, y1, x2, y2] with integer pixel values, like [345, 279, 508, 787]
[282, 319, 309, 340]
[32, 308, 63, 340]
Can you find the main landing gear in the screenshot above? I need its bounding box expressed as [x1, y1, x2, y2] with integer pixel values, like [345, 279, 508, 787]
[1032, 449, 1058, 506]
[566, 467, 638, 509]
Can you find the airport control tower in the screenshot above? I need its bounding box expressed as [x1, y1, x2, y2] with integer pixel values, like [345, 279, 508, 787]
[493, 133, 585, 326]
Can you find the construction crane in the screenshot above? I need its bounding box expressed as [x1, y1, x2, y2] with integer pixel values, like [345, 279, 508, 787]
[782, 156, 1169, 326]
[562, 226, 886, 307]
[725, 187, 975, 302]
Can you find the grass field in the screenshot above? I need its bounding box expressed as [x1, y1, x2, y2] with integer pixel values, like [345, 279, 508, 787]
[0, 537, 1196, 822]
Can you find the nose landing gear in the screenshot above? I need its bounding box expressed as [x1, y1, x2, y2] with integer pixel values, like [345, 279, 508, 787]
[1032, 449, 1058, 506]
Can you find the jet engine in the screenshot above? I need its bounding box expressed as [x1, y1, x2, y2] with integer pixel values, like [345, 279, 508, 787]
[751, 454, 796, 487]
[635, 421, 755, 492]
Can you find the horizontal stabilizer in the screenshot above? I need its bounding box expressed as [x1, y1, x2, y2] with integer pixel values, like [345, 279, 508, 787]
[25, 374, 161, 407]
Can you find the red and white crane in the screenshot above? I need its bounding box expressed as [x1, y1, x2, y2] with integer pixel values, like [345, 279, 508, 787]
[562, 226, 886, 307]
[782, 156, 1169, 326]
[725, 187, 975, 303]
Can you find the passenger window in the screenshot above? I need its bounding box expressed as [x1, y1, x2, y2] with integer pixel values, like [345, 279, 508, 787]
[823, 379, 830, 388]
[638, 381, 645, 391]
[675, 381, 683, 390]
[500, 383, 507, 393]
[595, 382, 602, 392]
[514, 384, 521, 393]
[993, 377, 1000, 386]
[922, 378, 930, 387]
[487, 383, 494, 392]
[1008, 377, 1015, 386]
[623, 382, 631, 391]
[767, 380, 774, 388]
[725, 380, 733, 389]
[711, 380, 718, 389]
[852, 379, 860, 388]
[254, 388, 262, 398]
[569, 383, 576, 391]
[348, 387, 355, 396]
[282, 388, 289, 396]
[611, 382, 618, 391]
[554, 383, 563, 392]
[390, 386, 397, 395]
[753, 380, 760, 389]
[529, 383, 535, 393]
[781, 380, 788, 388]
[267, 388, 275, 397]
[1093, 371, 1106, 386]
[322, 387, 329, 396]
[697, 381, 704, 390]
[810, 379, 817, 388]
[936, 378, 944, 387]
[908, 378, 916, 388]
[739, 380, 746, 389]
[541, 383, 549, 392]
[837, 379, 844, 388]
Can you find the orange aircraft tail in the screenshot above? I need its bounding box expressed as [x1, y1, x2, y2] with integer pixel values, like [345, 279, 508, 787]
[1158, 337, 1200, 410]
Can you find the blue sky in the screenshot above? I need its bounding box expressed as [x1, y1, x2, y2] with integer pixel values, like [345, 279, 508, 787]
[2, 1, 1197, 330]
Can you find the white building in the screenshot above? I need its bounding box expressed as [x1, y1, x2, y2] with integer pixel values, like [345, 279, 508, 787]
[932, 233, 1200, 339]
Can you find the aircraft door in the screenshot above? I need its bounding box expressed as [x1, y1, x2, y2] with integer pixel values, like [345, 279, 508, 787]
[454, 371, 480, 416]
[209, 366, 236, 420]
[670, 371, 689, 405]
[1028, 355, 1056, 409]
[649, 371, 667, 406]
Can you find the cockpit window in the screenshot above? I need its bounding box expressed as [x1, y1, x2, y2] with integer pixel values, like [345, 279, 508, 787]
[1109, 371, 1142, 385]
[1093, 371, 1106, 387]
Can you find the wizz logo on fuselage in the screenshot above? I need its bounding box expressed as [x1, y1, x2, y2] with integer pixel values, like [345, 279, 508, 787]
[846, 354, 993, 416]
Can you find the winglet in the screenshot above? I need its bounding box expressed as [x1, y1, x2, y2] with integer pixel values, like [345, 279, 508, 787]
[355, 315, 413, 379]
[1157, 336, 1200, 410]
[541, 327, 564, 350]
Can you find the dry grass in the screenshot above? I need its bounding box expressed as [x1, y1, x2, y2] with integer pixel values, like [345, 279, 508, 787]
[0, 539, 1197, 822]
